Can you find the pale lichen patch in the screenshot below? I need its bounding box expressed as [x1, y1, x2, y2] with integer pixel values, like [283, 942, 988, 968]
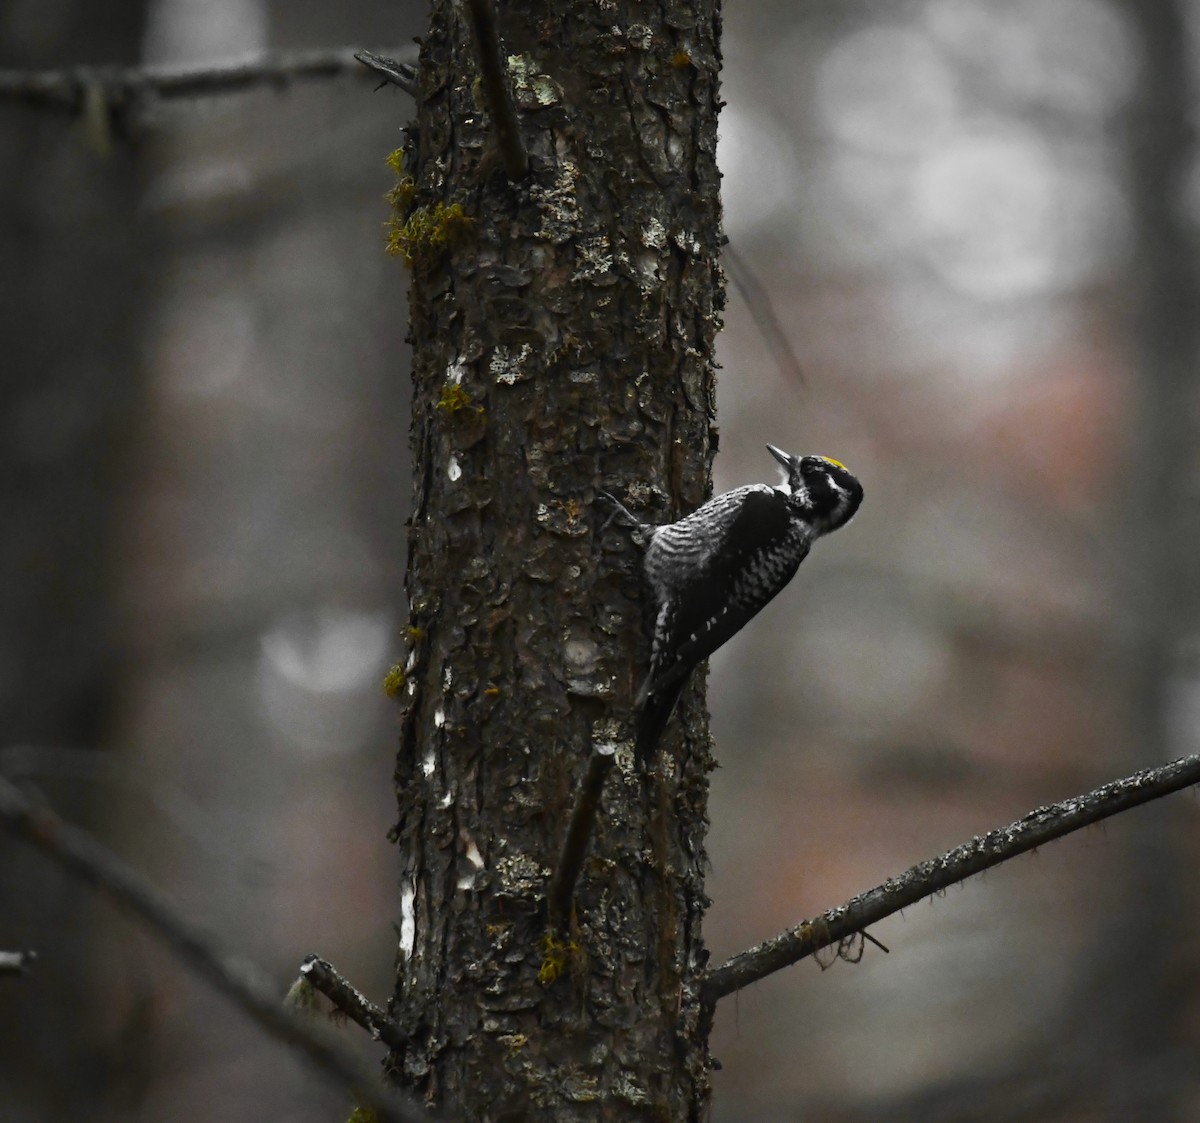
[495, 852, 550, 897]
[626, 23, 653, 49]
[530, 161, 581, 244]
[490, 343, 533, 385]
[573, 235, 615, 283]
[507, 54, 563, 107]
[674, 229, 701, 255]
[641, 216, 668, 249]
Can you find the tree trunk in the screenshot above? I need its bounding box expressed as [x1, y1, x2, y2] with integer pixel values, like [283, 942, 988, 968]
[1100, 1, 1200, 1116]
[388, 2, 724, 1117]
[0, 5, 148, 1120]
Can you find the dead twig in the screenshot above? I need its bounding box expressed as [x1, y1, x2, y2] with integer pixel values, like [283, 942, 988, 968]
[298, 954, 407, 1051]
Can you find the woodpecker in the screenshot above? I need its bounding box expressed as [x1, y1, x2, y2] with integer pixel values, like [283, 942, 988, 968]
[605, 446, 863, 761]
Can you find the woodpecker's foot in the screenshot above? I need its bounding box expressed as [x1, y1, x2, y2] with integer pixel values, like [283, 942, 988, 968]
[597, 491, 647, 536]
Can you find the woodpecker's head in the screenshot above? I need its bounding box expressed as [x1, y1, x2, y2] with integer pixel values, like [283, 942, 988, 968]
[767, 445, 864, 535]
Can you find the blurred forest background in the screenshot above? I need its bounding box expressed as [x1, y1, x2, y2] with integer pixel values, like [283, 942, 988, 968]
[2, 0, 1198, 1120]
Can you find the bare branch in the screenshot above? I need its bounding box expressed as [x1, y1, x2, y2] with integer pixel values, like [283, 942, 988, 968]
[0, 949, 37, 977]
[703, 754, 1200, 1004]
[354, 49, 419, 97]
[299, 954, 408, 1052]
[0, 744, 268, 885]
[0, 776, 437, 1123]
[463, 0, 530, 180]
[0, 47, 418, 119]
[547, 745, 617, 927]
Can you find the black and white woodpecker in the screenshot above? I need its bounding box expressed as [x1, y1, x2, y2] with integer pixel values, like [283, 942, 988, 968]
[606, 445, 863, 761]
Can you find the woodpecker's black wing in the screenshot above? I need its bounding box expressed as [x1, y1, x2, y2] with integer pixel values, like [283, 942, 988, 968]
[644, 486, 808, 694]
[636, 487, 810, 757]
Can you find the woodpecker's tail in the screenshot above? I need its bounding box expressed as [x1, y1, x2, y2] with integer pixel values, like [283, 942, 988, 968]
[635, 677, 687, 765]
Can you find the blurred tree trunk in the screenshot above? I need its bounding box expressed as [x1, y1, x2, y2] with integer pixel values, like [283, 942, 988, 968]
[1102, 0, 1200, 1117]
[0, 6, 148, 1121]
[93, 1, 425, 1120]
[0, 12, 146, 759]
[389, 2, 724, 1117]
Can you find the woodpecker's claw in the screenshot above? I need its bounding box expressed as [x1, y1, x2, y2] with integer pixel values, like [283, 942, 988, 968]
[597, 491, 646, 535]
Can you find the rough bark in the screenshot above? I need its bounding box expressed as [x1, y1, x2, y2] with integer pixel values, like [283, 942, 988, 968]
[388, 2, 724, 1118]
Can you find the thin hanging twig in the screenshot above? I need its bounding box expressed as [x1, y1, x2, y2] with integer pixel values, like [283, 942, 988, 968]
[725, 245, 806, 387]
[547, 745, 618, 927]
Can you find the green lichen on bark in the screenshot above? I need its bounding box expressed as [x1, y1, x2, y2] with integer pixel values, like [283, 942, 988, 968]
[385, 202, 474, 271]
[385, 147, 417, 214]
[536, 932, 583, 986]
[383, 663, 407, 699]
[434, 382, 481, 415]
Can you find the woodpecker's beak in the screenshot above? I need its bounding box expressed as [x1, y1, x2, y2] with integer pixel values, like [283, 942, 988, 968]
[766, 444, 795, 469]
